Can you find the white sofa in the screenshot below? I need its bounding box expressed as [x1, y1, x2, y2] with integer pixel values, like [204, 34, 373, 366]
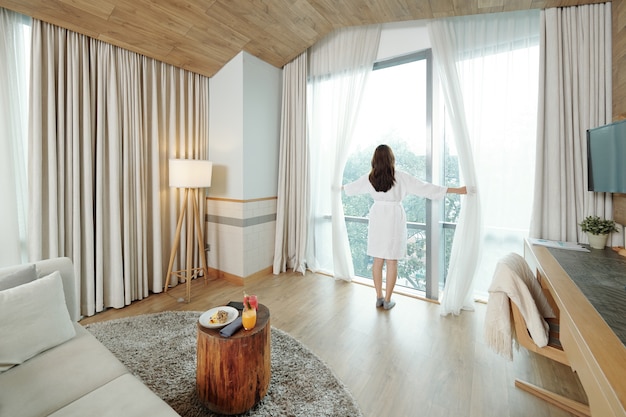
[0, 257, 180, 417]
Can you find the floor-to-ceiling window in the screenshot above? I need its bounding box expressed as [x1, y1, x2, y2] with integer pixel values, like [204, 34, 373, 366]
[342, 27, 538, 302]
[342, 50, 464, 300]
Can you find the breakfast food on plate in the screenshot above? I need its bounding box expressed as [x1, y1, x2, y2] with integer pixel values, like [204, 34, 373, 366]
[209, 309, 229, 324]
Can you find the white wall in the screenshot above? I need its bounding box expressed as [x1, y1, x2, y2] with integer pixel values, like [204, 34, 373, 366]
[378, 20, 431, 61]
[209, 53, 245, 199]
[242, 53, 281, 199]
[209, 51, 282, 200]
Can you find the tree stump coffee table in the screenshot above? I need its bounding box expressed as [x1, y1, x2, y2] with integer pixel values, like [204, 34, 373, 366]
[196, 304, 270, 415]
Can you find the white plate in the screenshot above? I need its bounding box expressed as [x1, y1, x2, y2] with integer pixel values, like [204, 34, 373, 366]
[199, 306, 239, 329]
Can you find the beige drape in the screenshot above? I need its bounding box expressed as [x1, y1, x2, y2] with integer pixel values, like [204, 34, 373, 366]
[28, 20, 209, 317]
[531, 4, 612, 241]
[273, 51, 309, 275]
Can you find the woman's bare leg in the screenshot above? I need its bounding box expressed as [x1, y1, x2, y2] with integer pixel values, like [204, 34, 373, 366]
[384, 259, 397, 301]
[372, 257, 384, 300]
[384, 259, 398, 307]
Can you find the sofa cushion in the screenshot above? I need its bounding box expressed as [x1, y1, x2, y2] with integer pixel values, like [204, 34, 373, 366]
[0, 263, 37, 291]
[0, 325, 130, 417]
[34, 257, 80, 322]
[0, 270, 76, 372]
[48, 373, 180, 417]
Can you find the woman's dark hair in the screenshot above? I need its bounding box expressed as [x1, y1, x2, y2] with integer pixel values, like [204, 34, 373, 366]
[369, 144, 395, 192]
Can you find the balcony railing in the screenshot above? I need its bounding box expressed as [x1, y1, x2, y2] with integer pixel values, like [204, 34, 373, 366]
[344, 215, 456, 295]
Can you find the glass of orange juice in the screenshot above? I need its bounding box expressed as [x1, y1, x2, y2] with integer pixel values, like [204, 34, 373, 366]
[242, 307, 257, 330]
[242, 294, 258, 330]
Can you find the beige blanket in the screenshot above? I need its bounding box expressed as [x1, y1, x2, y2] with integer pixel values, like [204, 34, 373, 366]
[484, 253, 555, 360]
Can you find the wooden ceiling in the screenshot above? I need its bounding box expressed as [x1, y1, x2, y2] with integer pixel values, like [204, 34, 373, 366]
[0, 0, 609, 78]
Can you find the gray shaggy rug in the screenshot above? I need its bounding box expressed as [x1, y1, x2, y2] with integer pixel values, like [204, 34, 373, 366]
[85, 311, 363, 417]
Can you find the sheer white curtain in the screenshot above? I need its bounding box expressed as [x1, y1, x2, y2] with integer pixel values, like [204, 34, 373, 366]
[306, 25, 381, 280]
[530, 4, 612, 241]
[273, 52, 309, 275]
[29, 19, 209, 316]
[0, 9, 30, 266]
[429, 10, 540, 314]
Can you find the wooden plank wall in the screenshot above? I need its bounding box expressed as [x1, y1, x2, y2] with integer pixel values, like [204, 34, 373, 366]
[612, 0, 626, 226]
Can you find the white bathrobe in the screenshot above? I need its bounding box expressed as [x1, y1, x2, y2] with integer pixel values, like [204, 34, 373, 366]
[343, 170, 447, 259]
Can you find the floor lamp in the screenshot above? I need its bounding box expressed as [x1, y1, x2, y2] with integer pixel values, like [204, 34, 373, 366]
[165, 159, 212, 302]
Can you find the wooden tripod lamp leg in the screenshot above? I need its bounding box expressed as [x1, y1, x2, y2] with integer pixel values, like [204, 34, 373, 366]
[164, 187, 209, 303]
[164, 188, 190, 292]
[185, 188, 195, 303]
[191, 188, 209, 284]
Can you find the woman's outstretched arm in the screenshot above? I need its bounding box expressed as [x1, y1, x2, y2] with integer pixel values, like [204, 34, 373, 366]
[447, 186, 467, 195]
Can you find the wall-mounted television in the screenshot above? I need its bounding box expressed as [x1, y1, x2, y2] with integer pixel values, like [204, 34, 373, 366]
[587, 119, 626, 193]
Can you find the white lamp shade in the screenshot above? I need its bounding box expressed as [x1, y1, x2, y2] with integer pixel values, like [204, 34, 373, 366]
[169, 159, 212, 188]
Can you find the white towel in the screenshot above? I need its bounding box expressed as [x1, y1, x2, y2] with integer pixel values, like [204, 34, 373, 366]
[484, 253, 555, 360]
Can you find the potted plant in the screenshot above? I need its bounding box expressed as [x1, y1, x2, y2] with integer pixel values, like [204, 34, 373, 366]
[579, 215, 619, 249]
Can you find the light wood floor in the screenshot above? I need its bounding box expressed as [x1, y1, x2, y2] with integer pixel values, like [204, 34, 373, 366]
[80, 271, 588, 417]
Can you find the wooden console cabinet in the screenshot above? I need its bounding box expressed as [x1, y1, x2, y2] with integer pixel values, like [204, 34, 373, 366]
[524, 240, 626, 417]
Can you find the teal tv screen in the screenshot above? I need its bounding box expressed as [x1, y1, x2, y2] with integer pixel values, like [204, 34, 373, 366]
[587, 119, 626, 193]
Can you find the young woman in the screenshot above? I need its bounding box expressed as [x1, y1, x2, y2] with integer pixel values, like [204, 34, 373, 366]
[343, 144, 467, 310]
